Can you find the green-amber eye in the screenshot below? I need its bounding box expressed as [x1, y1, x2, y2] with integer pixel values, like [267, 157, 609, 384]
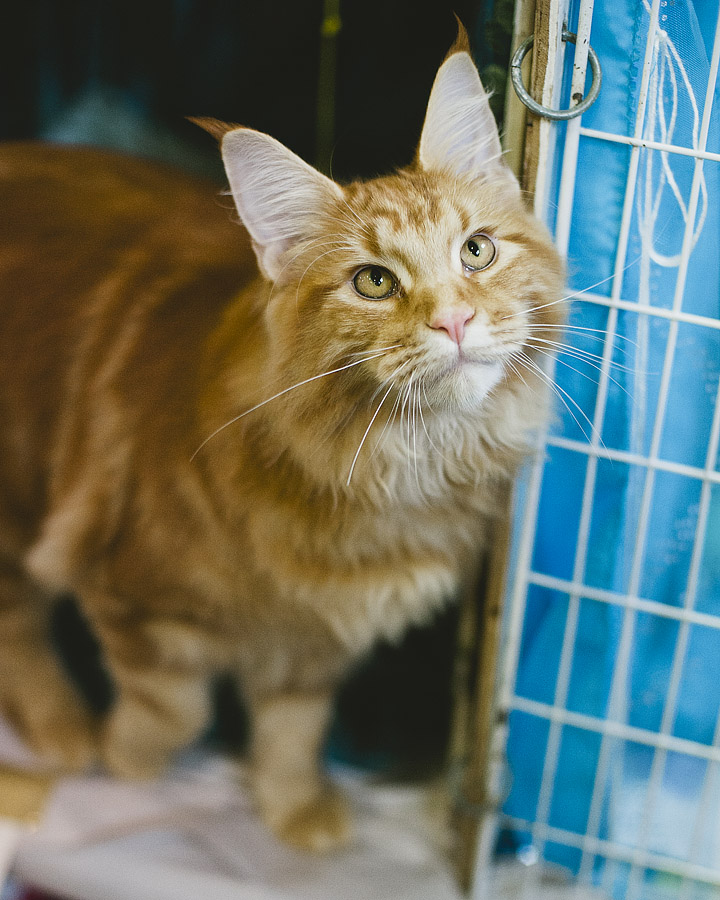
[352, 265, 398, 300]
[460, 232, 496, 271]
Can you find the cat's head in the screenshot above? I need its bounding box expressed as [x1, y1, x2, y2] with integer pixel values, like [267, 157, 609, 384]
[196, 28, 564, 421]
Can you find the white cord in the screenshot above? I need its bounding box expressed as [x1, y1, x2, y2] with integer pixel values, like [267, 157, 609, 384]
[631, 0, 709, 456]
[637, 0, 708, 268]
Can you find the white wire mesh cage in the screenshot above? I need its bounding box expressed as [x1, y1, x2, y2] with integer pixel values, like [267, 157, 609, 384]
[482, 0, 720, 897]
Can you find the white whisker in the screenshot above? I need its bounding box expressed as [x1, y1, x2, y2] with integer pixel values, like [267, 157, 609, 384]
[336, 199, 373, 237]
[294, 246, 348, 307]
[375, 389, 403, 456]
[505, 356, 547, 407]
[501, 255, 641, 321]
[526, 337, 640, 375]
[267, 236, 354, 306]
[523, 323, 639, 350]
[346, 382, 395, 486]
[368, 358, 409, 408]
[418, 384, 456, 466]
[514, 350, 606, 450]
[420, 383, 439, 417]
[400, 377, 414, 478]
[348, 344, 402, 361]
[412, 381, 420, 491]
[528, 345, 635, 402]
[192, 351, 389, 460]
[371, 362, 413, 459]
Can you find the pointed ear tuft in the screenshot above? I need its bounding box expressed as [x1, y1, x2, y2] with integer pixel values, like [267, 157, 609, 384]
[418, 30, 513, 184]
[447, 16, 471, 57]
[219, 128, 343, 282]
[188, 117, 240, 141]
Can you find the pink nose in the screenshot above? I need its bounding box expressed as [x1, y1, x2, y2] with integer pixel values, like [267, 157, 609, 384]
[429, 306, 475, 345]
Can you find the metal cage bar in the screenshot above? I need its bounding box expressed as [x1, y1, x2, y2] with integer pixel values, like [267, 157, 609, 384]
[484, 0, 720, 896]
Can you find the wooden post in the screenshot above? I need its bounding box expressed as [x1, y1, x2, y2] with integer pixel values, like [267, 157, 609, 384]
[451, 480, 513, 893]
[450, 0, 565, 889]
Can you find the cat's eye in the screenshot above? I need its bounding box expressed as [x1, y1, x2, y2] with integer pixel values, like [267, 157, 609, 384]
[460, 232, 496, 271]
[352, 266, 398, 300]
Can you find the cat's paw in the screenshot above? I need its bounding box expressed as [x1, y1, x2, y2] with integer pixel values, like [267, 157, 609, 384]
[100, 733, 167, 780]
[100, 704, 171, 780]
[273, 786, 352, 853]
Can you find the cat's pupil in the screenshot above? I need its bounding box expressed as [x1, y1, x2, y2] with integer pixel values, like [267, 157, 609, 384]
[369, 268, 385, 286]
[467, 240, 480, 257]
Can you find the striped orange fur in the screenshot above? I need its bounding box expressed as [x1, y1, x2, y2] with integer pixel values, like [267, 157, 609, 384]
[0, 30, 563, 850]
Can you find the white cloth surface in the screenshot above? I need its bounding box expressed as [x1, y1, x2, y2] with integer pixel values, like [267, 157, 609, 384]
[5, 747, 462, 900]
[478, 862, 609, 899]
[0, 719, 46, 774]
[0, 718, 611, 899]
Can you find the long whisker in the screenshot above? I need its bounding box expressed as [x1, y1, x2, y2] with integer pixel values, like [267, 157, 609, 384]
[335, 200, 373, 238]
[500, 255, 641, 321]
[412, 380, 420, 491]
[526, 335, 615, 362]
[267, 237, 354, 307]
[527, 344, 635, 401]
[525, 337, 640, 374]
[517, 353, 595, 445]
[295, 246, 349, 308]
[372, 369, 409, 459]
[346, 382, 395, 486]
[258, 344, 402, 404]
[367, 359, 411, 425]
[348, 343, 403, 361]
[514, 351, 606, 450]
[522, 323, 639, 350]
[374, 390, 403, 457]
[420, 382, 440, 418]
[191, 351, 389, 460]
[416, 385, 452, 467]
[505, 356, 551, 412]
[400, 376, 414, 479]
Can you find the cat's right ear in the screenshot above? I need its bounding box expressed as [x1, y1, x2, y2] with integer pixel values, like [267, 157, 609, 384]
[192, 118, 342, 282]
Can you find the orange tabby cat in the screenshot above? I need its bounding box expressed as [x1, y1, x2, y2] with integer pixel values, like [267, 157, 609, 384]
[0, 29, 563, 850]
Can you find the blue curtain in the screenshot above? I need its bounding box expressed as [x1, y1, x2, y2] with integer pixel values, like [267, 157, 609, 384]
[503, 0, 720, 890]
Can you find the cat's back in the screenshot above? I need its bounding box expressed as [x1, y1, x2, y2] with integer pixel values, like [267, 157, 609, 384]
[0, 143, 254, 550]
[0, 143, 253, 374]
[0, 142, 250, 280]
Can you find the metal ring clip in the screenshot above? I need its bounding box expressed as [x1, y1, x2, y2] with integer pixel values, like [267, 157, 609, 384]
[511, 28, 602, 121]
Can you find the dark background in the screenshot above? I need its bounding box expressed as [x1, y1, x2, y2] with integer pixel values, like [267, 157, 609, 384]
[1, 0, 514, 179]
[6, 0, 514, 776]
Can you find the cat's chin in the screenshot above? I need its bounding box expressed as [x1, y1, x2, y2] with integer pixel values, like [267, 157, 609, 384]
[423, 359, 505, 413]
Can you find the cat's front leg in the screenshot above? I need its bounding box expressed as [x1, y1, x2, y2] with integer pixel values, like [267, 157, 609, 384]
[90, 609, 215, 779]
[250, 689, 351, 851]
[0, 563, 97, 770]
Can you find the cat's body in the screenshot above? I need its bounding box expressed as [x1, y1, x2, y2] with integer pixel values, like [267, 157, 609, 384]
[0, 32, 563, 850]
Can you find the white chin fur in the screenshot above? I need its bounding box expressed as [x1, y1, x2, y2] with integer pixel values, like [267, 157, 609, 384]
[426, 360, 504, 412]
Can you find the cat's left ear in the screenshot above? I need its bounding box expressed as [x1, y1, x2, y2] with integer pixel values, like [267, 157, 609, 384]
[418, 26, 514, 184]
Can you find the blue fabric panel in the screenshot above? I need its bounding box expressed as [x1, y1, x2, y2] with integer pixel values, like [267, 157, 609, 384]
[503, 0, 720, 884]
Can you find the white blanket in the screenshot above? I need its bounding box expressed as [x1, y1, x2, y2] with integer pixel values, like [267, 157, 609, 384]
[0, 718, 462, 900]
